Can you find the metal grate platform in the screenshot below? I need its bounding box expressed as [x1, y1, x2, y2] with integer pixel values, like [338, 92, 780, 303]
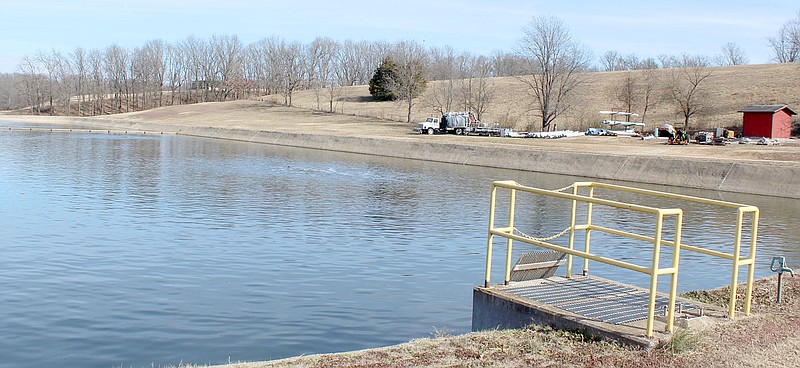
[501, 276, 701, 325]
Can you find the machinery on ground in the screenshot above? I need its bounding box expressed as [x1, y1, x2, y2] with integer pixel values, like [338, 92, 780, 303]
[413, 112, 503, 136]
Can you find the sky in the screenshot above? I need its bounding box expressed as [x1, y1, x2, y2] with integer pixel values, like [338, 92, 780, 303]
[0, 0, 797, 73]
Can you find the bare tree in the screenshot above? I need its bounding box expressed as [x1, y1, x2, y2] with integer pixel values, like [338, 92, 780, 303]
[70, 47, 89, 115]
[307, 37, 339, 111]
[207, 34, 243, 101]
[104, 44, 130, 112]
[461, 54, 494, 121]
[426, 46, 460, 115]
[611, 68, 660, 126]
[18, 56, 44, 113]
[601, 50, 625, 71]
[658, 54, 679, 69]
[143, 40, 167, 107]
[666, 54, 713, 130]
[276, 40, 305, 106]
[615, 72, 636, 117]
[87, 48, 106, 114]
[716, 42, 749, 66]
[637, 68, 660, 126]
[336, 40, 362, 87]
[490, 50, 526, 77]
[388, 40, 428, 123]
[36, 50, 59, 115]
[0, 73, 25, 110]
[240, 43, 264, 98]
[638, 57, 659, 70]
[517, 16, 591, 131]
[621, 53, 643, 70]
[54, 51, 73, 115]
[769, 12, 800, 63]
[316, 39, 341, 113]
[603, 51, 655, 71]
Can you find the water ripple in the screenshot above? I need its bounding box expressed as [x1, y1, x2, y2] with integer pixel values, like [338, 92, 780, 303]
[0, 128, 797, 368]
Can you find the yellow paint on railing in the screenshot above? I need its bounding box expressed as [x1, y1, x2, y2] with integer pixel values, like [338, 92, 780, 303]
[483, 180, 759, 338]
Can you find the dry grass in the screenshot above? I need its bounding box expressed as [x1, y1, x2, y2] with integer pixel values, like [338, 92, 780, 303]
[204, 275, 800, 368]
[288, 63, 800, 133]
[6, 97, 800, 164]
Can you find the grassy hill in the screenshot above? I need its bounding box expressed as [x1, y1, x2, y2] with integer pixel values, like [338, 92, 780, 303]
[286, 63, 800, 133]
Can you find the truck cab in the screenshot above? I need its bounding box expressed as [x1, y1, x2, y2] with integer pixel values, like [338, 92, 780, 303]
[413, 117, 441, 135]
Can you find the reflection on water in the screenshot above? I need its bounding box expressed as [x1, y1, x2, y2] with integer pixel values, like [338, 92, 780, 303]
[0, 127, 798, 368]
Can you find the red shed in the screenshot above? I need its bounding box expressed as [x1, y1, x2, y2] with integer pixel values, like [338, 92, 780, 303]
[738, 104, 796, 139]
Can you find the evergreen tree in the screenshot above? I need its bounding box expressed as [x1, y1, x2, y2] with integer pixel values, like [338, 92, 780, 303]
[368, 57, 398, 101]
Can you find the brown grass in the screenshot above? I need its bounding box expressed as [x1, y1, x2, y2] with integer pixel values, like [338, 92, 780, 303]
[202, 275, 800, 368]
[288, 63, 800, 133]
[6, 97, 799, 164]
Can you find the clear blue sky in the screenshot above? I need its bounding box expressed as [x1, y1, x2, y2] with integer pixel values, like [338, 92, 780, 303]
[1, 0, 796, 73]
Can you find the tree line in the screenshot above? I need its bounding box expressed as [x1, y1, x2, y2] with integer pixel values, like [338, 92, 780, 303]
[0, 12, 798, 131]
[0, 35, 526, 117]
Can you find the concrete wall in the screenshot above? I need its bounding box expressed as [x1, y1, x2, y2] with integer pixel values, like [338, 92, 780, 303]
[472, 287, 656, 348]
[10, 117, 800, 199]
[166, 126, 799, 199]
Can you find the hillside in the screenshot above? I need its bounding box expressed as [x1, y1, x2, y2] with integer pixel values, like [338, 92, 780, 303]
[285, 63, 800, 133]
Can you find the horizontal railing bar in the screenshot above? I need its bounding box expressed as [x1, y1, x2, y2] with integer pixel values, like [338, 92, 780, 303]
[489, 229, 654, 275]
[493, 180, 676, 215]
[587, 182, 757, 210]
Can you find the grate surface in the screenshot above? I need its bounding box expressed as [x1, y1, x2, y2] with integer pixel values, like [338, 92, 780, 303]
[502, 277, 700, 325]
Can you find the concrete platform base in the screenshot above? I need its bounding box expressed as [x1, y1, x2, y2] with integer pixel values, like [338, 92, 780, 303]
[472, 275, 730, 348]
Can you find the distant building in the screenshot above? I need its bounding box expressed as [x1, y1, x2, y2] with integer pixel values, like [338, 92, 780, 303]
[738, 105, 796, 139]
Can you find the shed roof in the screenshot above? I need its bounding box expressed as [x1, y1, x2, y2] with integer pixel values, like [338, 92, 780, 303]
[738, 104, 797, 115]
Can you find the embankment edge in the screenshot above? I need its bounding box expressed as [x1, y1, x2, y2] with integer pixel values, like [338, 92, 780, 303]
[5, 116, 797, 199]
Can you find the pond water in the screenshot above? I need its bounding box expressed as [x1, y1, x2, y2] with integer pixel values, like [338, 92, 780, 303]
[0, 124, 798, 368]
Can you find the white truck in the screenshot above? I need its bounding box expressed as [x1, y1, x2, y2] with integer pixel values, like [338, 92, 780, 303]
[413, 112, 503, 136]
[413, 117, 441, 135]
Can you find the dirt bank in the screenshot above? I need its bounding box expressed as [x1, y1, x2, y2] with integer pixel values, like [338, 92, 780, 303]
[218, 275, 800, 367]
[2, 100, 799, 198]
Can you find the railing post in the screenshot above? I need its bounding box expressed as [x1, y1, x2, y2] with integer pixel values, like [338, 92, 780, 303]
[566, 185, 579, 278]
[504, 189, 516, 285]
[583, 185, 595, 276]
[728, 208, 745, 319]
[484, 185, 498, 288]
[645, 212, 664, 338]
[744, 209, 759, 315]
[666, 211, 683, 334]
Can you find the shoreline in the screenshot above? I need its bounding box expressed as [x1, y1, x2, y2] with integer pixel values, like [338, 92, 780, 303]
[2, 106, 798, 199]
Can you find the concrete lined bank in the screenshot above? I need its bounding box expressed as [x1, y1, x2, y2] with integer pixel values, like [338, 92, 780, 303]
[173, 126, 798, 200]
[4, 116, 799, 199]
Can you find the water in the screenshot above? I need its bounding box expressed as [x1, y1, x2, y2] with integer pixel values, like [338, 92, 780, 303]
[0, 125, 798, 367]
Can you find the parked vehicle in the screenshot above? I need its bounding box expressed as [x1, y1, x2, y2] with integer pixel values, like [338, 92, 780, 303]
[441, 112, 475, 135]
[413, 117, 440, 135]
[412, 112, 503, 136]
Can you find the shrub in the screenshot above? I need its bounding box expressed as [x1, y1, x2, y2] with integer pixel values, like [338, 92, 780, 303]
[368, 57, 399, 101]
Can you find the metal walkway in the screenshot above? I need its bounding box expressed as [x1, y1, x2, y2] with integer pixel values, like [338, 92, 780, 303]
[500, 276, 701, 325]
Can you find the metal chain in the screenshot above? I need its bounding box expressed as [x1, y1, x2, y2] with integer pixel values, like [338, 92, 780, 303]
[551, 184, 574, 193]
[509, 184, 573, 243]
[514, 226, 571, 242]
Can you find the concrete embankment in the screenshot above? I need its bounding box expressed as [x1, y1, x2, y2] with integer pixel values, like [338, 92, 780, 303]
[133, 122, 800, 199]
[5, 116, 799, 199]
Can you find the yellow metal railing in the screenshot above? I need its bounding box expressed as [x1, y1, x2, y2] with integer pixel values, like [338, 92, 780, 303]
[483, 180, 760, 338]
[573, 182, 759, 318]
[484, 180, 684, 338]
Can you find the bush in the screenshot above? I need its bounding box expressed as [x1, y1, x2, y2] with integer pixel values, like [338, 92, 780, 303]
[368, 57, 399, 101]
